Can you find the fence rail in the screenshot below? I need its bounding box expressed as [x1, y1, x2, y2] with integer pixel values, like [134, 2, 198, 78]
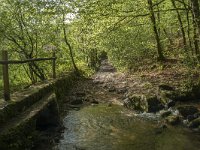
[0, 57, 56, 64]
[1, 50, 57, 101]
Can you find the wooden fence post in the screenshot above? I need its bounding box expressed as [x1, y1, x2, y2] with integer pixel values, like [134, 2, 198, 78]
[52, 51, 56, 79]
[2, 51, 10, 101]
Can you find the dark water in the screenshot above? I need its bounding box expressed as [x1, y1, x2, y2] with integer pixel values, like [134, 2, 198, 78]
[55, 104, 200, 150]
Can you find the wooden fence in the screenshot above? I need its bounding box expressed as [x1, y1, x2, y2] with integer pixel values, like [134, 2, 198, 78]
[0, 50, 56, 101]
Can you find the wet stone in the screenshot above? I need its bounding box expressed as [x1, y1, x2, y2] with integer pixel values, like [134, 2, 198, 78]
[147, 96, 164, 113]
[123, 96, 143, 111]
[194, 112, 200, 118]
[157, 87, 176, 107]
[166, 115, 180, 125]
[160, 110, 172, 118]
[187, 115, 198, 122]
[177, 105, 199, 118]
[123, 94, 164, 113]
[188, 117, 200, 128]
[166, 100, 176, 108]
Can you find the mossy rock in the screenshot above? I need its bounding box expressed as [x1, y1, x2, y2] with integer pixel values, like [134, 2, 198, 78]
[166, 115, 180, 125]
[168, 81, 200, 101]
[123, 94, 164, 113]
[157, 85, 177, 108]
[147, 95, 164, 112]
[177, 105, 199, 118]
[188, 117, 200, 128]
[160, 110, 172, 118]
[123, 95, 145, 111]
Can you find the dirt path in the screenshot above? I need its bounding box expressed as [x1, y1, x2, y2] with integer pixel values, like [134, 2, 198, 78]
[65, 60, 126, 109]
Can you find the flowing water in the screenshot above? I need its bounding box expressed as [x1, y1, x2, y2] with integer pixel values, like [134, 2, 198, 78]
[55, 104, 200, 150]
[53, 60, 200, 150]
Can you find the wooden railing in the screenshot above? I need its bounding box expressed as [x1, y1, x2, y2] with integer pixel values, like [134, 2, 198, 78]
[0, 50, 56, 101]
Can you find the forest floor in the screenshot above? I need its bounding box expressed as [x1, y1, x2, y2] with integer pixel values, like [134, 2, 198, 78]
[33, 59, 200, 150]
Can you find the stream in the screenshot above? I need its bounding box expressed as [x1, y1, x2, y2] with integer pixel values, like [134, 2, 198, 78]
[53, 60, 200, 150]
[54, 104, 200, 150]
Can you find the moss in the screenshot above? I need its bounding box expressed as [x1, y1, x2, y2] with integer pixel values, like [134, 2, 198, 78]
[124, 94, 164, 113]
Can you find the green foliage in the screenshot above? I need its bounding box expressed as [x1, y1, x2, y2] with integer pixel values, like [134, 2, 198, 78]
[0, 0, 200, 96]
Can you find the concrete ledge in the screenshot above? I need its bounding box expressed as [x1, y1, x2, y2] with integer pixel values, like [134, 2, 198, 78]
[0, 71, 78, 125]
[0, 93, 59, 150]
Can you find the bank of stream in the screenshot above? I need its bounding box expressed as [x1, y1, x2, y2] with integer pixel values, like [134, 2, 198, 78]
[36, 60, 200, 150]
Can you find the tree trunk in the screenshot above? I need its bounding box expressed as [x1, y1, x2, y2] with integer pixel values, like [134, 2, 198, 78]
[183, 0, 192, 51]
[192, 12, 200, 58]
[147, 0, 165, 61]
[191, 0, 200, 59]
[23, 51, 46, 81]
[62, 14, 79, 73]
[156, 5, 161, 36]
[63, 26, 79, 73]
[191, 0, 200, 34]
[171, 0, 187, 50]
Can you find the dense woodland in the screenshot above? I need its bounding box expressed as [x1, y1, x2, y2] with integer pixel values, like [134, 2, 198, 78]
[1, 0, 200, 96]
